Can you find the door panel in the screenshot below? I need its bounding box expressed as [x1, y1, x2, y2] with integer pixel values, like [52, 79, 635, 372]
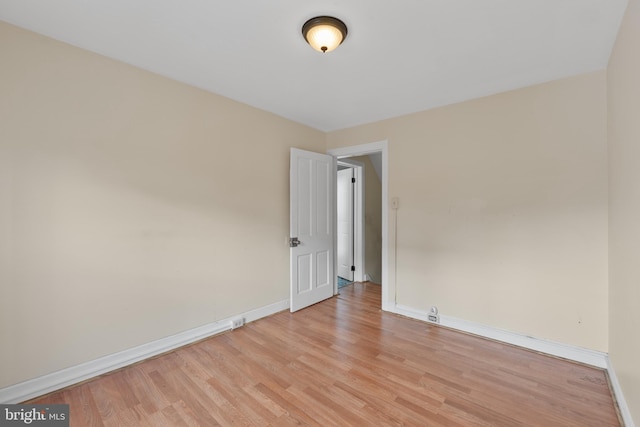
[316, 161, 330, 235]
[316, 250, 330, 286]
[297, 254, 312, 293]
[290, 148, 335, 312]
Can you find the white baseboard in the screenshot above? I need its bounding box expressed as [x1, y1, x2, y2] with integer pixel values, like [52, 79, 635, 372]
[393, 303, 607, 367]
[0, 299, 289, 404]
[606, 357, 636, 427]
[392, 303, 635, 426]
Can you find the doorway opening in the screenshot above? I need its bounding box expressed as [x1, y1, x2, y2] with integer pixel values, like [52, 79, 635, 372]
[329, 141, 390, 311]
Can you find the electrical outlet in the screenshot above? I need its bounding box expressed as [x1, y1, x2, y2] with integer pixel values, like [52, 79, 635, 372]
[428, 306, 440, 323]
[230, 317, 245, 330]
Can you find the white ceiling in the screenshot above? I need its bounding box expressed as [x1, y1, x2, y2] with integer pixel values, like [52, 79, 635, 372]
[0, 0, 628, 131]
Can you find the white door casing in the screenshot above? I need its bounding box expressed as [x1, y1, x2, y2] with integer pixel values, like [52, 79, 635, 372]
[337, 168, 354, 281]
[290, 148, 335, 312]
[327, 140, 391, 311]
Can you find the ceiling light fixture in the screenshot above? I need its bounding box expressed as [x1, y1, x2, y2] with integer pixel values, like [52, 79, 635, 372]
[302, 16, 348, 53]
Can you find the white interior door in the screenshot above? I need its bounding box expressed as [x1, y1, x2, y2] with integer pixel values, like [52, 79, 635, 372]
[290, 148, 335, 312]
[337, 168, 354, 281]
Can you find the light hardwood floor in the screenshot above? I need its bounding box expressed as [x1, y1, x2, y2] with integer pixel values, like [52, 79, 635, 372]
[30, 282, 621, 426]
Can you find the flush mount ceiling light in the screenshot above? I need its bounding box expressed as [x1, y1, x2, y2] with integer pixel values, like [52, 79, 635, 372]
[302, 16, 348, 53]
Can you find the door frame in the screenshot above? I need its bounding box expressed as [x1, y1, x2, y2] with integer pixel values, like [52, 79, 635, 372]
[328, 140, 392, 312]
[337, 159, 365, 286]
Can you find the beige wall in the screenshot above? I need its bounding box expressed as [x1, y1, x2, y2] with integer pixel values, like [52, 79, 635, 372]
[0, 22, 325, 388]
[608, 0, 640, 421]
[328, 72, 609, 351]
[351, 156, 382, 283]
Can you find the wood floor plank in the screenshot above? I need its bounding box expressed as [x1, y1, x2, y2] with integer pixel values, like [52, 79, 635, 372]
[67, 383, 105, 427]
[27, 282, 622, 426]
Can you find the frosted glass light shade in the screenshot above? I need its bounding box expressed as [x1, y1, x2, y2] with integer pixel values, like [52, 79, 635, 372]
[302, 16, 348, 53]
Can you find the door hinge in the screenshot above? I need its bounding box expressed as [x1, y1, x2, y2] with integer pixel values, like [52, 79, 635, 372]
[351, 177, 356, 183]
[351, 265, 355, 272]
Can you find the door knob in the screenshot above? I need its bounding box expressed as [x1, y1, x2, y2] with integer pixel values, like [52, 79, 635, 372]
[289, 237, 301, 247]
